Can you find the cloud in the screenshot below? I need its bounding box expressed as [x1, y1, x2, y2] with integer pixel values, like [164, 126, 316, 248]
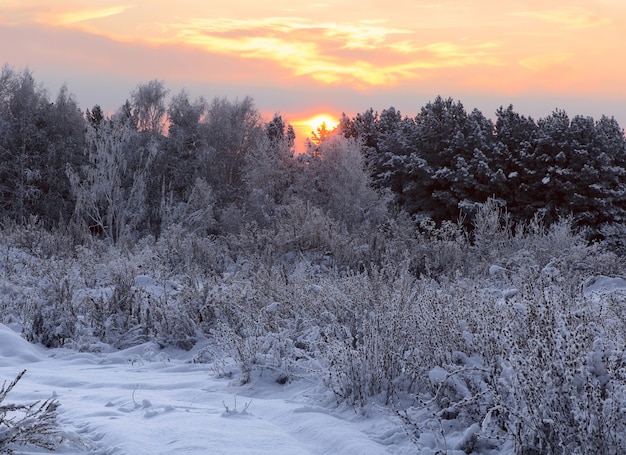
[161, 17, 499, 87]
[511, 8, 610, 28]
[0, 2, 134, 26]
[52, 5, 134, 25]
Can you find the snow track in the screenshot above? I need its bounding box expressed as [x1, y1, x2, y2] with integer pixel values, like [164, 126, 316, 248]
[0, 324, 411, 454]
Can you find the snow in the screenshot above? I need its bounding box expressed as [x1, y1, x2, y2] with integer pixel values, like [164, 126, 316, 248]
[0, 324, 44, 366]
[583, 275, 626, 295]
[0, 324, 412, 454]
[541, 263, 560, 278]
[2, 216, 625, 454]
[488, 265, 508, 277]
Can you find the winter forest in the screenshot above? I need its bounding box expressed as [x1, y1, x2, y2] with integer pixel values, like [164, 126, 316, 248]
[2, 64, 626, 454]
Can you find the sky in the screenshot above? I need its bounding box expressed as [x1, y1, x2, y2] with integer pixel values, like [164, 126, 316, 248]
[1, 0, 625, 146]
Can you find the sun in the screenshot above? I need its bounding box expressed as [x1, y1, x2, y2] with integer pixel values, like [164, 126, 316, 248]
[306, 114, 339, 133]
[289, 112, 340, 152]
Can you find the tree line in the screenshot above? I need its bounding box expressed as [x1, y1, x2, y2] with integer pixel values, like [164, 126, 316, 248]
[1, 65, 625, 248]
[338, 97, 626, 235]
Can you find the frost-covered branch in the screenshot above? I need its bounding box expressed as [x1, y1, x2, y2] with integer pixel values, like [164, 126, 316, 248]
[0, 370, 60, 454]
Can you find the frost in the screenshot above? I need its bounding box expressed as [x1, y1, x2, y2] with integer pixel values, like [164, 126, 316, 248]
[541, 263, 559, 277]
[502, 288, 519, 299]
[489, 264, 508, 276]
[584, 275, 626, 295]
[1, 199, 625, 454]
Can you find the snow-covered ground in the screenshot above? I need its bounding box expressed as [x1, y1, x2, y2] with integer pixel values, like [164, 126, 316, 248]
[3, 222, 626, 454]
[0, 323, 412, 454]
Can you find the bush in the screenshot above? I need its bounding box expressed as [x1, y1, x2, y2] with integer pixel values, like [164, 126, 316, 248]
[480, 278, 626, 454]
[394, 246, 625, 453]
[321, 267, 423, 408]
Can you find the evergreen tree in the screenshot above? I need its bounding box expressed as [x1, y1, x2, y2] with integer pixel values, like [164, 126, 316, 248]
[36, 85, 86, 225]
[158, 90, 209, 202]
[85, 105, 104, 129]
[405, 97, 498, 221]
[493, 105, 538, 218]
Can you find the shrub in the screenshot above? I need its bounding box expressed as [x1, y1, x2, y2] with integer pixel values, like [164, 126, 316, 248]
[321, 267, 423, 408]
[206, 267, 305, 384]
[481, 278, 626, 454]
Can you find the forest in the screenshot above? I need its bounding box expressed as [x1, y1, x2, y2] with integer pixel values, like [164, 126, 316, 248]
[2, 66, 626, 243]
[2, 64, 626, 454]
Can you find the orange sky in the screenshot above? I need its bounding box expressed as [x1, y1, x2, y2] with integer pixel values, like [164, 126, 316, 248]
[1, 0, 625, 144]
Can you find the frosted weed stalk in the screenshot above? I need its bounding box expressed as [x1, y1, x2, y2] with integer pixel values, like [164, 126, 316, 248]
[0, 370, 60, 454]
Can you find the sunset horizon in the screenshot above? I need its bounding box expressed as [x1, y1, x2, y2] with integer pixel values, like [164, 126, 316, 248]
[1, 0, 625, 143]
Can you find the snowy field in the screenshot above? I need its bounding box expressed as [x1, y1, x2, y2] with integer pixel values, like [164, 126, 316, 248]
[0, 323, 413, 454]
[2, 213, 626, 454]
[4, 274, 625, 454]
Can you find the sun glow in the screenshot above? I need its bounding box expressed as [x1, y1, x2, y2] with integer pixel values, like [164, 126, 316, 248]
[290, 113, 339, 152]
[305, 114, 339, 133]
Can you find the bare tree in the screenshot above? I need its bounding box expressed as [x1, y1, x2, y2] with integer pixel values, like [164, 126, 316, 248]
[296, 134, 391, 229]
[67, 113, 156, 243]
[202, 96, 264, 203]
[131, 80, 169, 136]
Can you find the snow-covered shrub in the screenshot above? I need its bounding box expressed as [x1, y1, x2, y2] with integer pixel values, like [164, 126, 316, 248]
[159, 177, 217, 237]
[320, 267, 423, 407]
[472, 198, 512, 263]
[401, 264, 626, 454]
[480, 277, 626, 454]
[127, 279, 195, 349]
[23, 264, 77, 348]
[224, 197, 367, 272]
[155, 224, 228, 275]
[0, 216, 89, 260]
[365, 210, 423, 273]
[599, 222, 626, 254]
[0, 370, 60, 454]
[99, 263, 139, 346]
[206, 267, 309, 384]
[275, 198, 350, 256]
[101, 268, 199, 350]
[416, 218, 471, 277]
[385, 286, 622, 453]
[371, 212, 625, 453]
[318, 265, 487, 410]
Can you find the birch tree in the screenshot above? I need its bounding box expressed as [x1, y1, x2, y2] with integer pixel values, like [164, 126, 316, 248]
[67, 113, 156, 243]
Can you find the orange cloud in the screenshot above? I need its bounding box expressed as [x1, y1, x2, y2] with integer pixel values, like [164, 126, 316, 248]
[161, 17, 499, 87]
[511, 8, 610, 29]
[52, 5, 134, 25]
